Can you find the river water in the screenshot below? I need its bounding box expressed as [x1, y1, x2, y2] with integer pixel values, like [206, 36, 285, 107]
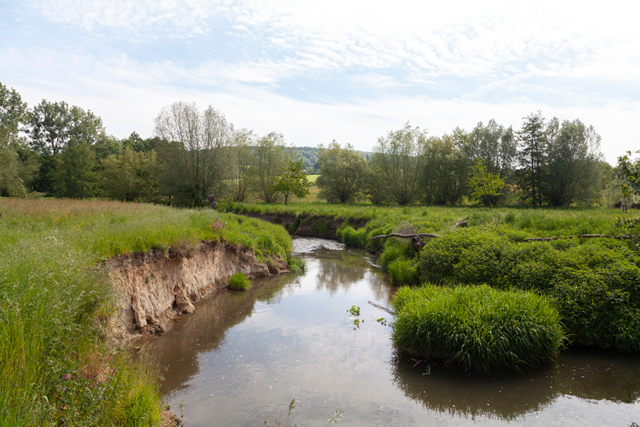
[144, 238, 640, 426]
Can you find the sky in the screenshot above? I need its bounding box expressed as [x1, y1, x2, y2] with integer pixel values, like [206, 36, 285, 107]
[1, 0, 639, 163]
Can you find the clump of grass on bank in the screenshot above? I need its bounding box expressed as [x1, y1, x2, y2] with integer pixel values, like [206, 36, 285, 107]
[287, 256, 306, 273]
[392, 285, 566, 371]
[228, 272, 251, 290]
[0, 198, 294, 426]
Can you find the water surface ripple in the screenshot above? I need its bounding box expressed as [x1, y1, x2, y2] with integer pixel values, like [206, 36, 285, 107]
[145, 238, 640, 426]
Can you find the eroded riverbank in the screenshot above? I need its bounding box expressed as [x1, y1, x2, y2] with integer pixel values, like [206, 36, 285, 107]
[143, 238, 640, 427]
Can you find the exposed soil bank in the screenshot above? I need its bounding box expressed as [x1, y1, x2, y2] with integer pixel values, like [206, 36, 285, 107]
[242, 212, 367, 240]
[108, 239, 289, 340]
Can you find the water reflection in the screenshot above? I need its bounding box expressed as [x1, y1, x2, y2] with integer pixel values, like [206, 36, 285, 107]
[391, 348, 640, 422]
[144, 238, 640, 427]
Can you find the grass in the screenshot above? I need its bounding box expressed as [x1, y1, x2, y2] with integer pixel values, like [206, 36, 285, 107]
[221, 201, 640, 354]
[392, 285, 566, 371]
[228, 272, 251, 290]
[0, 198, 294, 426]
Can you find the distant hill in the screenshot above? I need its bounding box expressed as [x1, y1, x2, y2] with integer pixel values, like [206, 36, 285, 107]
[294, 146, 374, 172]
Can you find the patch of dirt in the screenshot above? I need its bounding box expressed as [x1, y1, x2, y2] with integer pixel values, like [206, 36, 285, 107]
[107, 239, 288, 343]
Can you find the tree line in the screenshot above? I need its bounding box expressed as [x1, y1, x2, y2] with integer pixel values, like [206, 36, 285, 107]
[0, 82, 631, 207]
[318, 115, 622, 207]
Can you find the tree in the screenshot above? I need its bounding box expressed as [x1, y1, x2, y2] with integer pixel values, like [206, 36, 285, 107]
[544, 118, 603, 206]
[27, 100, 105, 156]
[517, 111, 547, 206]
[228, 129, 253, 202]
[252, 132, 293, 203]
[0, 83, 37, 196]
[316, 141, 368, 203]
[100, 147, 158, 201]
[270, 160, 311, 205]
[421, 133, 468, 205]
[368, 123, 426, 205]
[468, 159, 505, 207]
[51, 137, 97, 198]
[154, 102, 233, 206]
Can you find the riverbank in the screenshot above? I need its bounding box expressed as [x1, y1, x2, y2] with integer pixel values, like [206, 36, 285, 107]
[221, 201, 640, 357]
[0, 198, 293, 426]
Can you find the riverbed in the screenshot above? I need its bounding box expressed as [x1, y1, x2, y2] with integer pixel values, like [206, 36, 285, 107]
[144, 237, 640, 426]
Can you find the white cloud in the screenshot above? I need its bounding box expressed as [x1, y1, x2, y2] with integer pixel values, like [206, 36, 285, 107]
[3, 47, 636, 164]
[28, 0, 640, 85]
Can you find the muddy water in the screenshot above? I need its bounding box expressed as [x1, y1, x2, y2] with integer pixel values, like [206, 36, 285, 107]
[145, 238, 640, 426]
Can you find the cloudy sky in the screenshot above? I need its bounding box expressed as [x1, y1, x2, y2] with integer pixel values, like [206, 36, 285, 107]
[1, 0, 638, 163]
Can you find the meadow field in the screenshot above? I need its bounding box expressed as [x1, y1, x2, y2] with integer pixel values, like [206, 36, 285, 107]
[0, 198, 291, 426]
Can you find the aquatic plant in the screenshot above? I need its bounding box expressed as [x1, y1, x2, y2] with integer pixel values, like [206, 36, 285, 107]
[392, 284, 566, 371]
[287, 256, 307, 273]
[228, 272, 251, 290]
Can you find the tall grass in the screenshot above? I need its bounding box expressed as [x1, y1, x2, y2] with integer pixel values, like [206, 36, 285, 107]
[392, 285, 566, 371]
[0, 198, 293, 426]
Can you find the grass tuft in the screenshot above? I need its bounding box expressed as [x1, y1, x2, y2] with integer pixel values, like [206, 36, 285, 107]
[392, 285, 566, 371]
[228, 272, 251, 290]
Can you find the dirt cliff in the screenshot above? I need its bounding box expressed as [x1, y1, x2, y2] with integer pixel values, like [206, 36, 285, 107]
[108, 239, 288, 340]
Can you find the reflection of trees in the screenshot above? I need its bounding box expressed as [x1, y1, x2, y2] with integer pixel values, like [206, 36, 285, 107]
[553, 348, 640, 403]
[314, 249, 371, 294]
[145, 274, 298, 395]
[390, 352, 557, 421]
[391, 347, 640, 421]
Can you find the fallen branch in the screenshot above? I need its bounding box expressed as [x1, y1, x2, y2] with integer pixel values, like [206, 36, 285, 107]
[369, 232, 633, 242]
[369, 233, 441, 240]
[525, 234, 633, 241]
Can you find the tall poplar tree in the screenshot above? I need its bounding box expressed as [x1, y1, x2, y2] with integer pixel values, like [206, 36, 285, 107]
[517, 111, 547, 206]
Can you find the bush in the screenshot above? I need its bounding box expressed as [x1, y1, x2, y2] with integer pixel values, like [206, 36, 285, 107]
[287, 256, 306, 273]
[388, 259, 419, 285]
[417, 229, 640, 351]
[228, 272, 251, 290]
[392, 285, 566, 371]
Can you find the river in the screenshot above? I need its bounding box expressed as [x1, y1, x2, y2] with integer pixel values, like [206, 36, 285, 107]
[143, 237, 640, 426]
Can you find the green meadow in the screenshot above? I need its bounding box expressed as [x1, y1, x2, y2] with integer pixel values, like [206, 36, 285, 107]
[0, 198, 291, 426]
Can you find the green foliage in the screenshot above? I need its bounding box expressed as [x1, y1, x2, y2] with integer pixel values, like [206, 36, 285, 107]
[0, 198, 293, 425]
[311, 218, 332, 235]
[270, 159, 312, 205]
[368, 123, 426, 205]
[392, 285, 566, 371]
[228, 272, 251, 290]
[421, 133, 469, 205]
[154, 102, 233, 207]
[417, 229, 640, 351]
[467, 158, 505, 207]
[101, 147, 159, 202]
[287, 256, 306, 273]
[388, 258, 419, 285]
[316, 141, 368, 203]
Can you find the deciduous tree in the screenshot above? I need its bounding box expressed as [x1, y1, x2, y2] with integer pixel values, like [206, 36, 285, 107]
[368, 123, 426, 205]
[154, 102, 233, 206]
[270, 160, 311, 204]
[316, 141, 368, 203]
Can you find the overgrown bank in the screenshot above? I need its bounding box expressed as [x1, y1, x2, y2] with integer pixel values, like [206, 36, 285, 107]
[0, 198, 292, 426]
[224, 202, 640, 362]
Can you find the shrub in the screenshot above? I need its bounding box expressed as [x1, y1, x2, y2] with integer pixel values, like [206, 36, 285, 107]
[392, 285, 566, 371]
[417, 230, 640, 351]
[388, 259, 419, 285]
[228, 272, 251, 290]
[378, 239, 415, 271]
[287, 256, 306, 273]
